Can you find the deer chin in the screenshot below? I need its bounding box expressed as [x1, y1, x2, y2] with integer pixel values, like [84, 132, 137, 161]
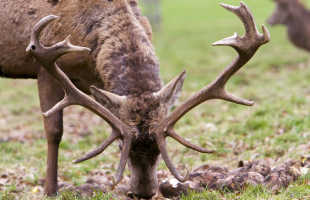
[127, 141, 160, 198]
[129, 169, 158, 198]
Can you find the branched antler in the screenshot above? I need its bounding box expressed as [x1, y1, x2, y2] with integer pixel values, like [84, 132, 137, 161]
[27, 2, 270, 187]
[155, 2, 270, 182]
[26, 15, 134, 185]
[73, 130, 120, 164]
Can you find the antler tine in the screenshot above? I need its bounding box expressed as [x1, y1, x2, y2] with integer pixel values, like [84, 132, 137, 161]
[154, 129, 213, 181]
[213, 2, 270, 49]
[27, 15, 59, 50]
[114, 135, 133, 185]
[167, 129, 214, 153]
[74, 131, 132, 187]
[154, 2, 270, 181]
[220, 3, 259, 38]
[73, 131, 120, 164]
[210, 2, 270, 97]
[27, 16, 135, 183]
[75, 131, 132, 186]
[159, 2, 270, 130]
[156, 134, 190, 182]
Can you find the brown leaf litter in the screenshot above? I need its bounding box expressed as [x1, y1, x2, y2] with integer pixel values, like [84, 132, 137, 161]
[1, 158, 309, 200]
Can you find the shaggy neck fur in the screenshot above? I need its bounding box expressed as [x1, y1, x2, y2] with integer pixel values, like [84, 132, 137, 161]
[96, 1, 162, 96]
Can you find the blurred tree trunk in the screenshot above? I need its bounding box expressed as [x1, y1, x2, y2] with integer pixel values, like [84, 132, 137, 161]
[141, 0, 162, 31]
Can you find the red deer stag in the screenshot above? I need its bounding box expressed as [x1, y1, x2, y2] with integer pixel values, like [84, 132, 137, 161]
[24, 1, 270, 198]
[268, 0, 310, 51]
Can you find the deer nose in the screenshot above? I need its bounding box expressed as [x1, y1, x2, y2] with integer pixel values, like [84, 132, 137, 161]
[128, 191, 156, 199]
[129, 172, 158, 199]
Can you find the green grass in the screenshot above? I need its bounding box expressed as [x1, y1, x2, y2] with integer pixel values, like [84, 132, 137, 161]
[1, 0, 310, 199]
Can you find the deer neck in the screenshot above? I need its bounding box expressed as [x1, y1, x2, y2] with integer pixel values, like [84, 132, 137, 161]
[95, 4, 162, 96]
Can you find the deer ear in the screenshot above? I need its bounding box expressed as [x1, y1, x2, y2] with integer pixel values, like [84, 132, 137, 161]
[90, 86, 127, 109]
[154, 71, 186, 108]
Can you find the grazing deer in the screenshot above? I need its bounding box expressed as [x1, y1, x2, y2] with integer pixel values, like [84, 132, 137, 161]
[267, 0, 310, 51]
[6, 0, 270, 198]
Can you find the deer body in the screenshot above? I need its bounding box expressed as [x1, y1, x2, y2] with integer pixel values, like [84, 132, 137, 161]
[268, 0, 310, 51]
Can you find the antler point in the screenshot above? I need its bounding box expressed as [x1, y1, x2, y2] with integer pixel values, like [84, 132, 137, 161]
[219, 3, 229, 9]
[181, 70, 187, 78]
[261, 24, 271, 43]
[184, 168, 190, 181]
[90, 85, 97, 90]
[42, 112, 49, 118]
[65, 35, 72, 41]
[240, 1, 246, 8]
[45, 15, 60, 21]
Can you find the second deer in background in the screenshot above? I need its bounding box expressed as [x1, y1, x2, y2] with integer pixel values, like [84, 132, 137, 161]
[268, 0, 310, 52]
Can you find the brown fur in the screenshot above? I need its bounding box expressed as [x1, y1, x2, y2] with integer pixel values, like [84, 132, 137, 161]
[0, 0, 155, 86]
[0, 0, 164, 198]
[268, 0, 310, 51]
[95, 1, 161, 95]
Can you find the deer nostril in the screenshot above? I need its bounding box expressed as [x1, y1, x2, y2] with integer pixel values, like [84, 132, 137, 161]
[128, 192, 155, 199]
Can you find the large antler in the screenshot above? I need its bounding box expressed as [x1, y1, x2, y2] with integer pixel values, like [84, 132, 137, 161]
[26, 15, 134, 185]
[155, 2, 270, 182]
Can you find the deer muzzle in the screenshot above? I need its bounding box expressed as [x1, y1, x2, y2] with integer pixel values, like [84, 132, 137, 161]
[127, 138, 160, 198]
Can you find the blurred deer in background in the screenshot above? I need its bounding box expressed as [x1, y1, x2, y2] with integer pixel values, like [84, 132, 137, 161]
[267, 0, 310, 51]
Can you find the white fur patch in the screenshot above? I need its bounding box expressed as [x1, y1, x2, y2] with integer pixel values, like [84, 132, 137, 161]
[169, 178, 180, 188]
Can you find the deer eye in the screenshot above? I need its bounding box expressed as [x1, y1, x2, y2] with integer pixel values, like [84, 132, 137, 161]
[108, 0, 113, 2]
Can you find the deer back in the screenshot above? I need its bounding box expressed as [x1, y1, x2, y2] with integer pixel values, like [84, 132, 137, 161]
[0, 0, 159, 92]
[0, 0, 57, 78]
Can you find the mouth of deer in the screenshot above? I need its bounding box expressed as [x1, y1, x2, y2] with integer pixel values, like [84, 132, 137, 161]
[127, 135, 160, 198]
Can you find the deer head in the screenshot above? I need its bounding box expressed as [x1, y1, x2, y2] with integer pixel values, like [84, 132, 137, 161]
[267, 0, 304, 26]
[27, 2, 269, 199]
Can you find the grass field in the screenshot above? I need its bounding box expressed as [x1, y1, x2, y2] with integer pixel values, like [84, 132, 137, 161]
[1, 0, 310, 199]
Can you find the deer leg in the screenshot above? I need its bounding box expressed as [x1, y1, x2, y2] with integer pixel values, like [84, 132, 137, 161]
[38, 67, 64, 196]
